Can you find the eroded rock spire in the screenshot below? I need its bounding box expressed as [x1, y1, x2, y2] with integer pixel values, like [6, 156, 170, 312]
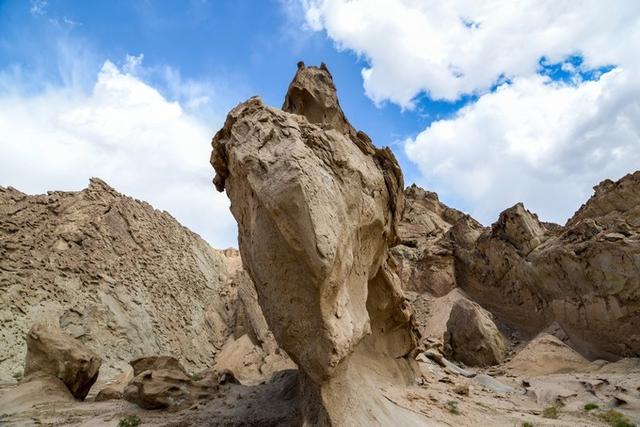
[211, 63, 422, 425]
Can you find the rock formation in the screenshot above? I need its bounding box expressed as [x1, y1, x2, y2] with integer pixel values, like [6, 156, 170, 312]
[392, 184, 483, 295]
[444, 299, 507, 367]
[212, 62, 422, 425]
[0, 179, 267, 381]
[123, 356, 202, 410]
[456, 171, 640, 360]
[24, 323, 102, 400]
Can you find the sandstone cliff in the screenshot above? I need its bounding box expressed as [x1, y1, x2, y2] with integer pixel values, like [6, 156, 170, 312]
[0, 179, 253, 381]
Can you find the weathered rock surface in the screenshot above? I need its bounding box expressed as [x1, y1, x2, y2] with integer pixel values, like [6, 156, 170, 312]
[24, 323, 101, 400]
[212, 62, 421, 425]
[0, 179, 261, 381]
[444, 298, 507, 367]
[392, 184, 483, 295]
[456, 171, 640, 359]
[505, 333, 589, 376]
[123, 356, 201, 410]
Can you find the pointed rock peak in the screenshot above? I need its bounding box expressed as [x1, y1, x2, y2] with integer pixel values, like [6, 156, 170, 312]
[282, 62, 356, 137]
[492, 202, 547, 255]
[87, 177, 117, 194]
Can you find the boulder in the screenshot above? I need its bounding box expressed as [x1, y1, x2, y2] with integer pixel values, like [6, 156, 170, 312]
[445, 299, 507, 367]
[123, 356, 202, 410]
[24, 323, 101, 400]
[130, 355, 187, 377]
[211, 62, 422, 425]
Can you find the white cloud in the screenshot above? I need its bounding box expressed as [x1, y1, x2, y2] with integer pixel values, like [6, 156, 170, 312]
[302, 0, 640, 106]
[406, 69, 640, 224]
[0, 60, 237, 248]
[29, 0, 48, 16]
[301, 0, 640, 224]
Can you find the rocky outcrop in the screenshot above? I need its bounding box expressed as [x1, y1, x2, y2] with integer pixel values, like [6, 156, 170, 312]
[0, 179, 260, 381]
[24, 323, 101, 400]
[444, 299, 507, 367]
[123, 356, 202, 410]
[212, 63, 422, 425]
[392, 185, 483, 295]
[505, 333, 589, 376]
[456, 171, 640, 359]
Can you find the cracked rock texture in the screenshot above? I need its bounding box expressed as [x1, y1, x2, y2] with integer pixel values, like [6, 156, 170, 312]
[0, 179, 256, 382]
[395, 171, 640, 363]
[212, 62, 421, 425]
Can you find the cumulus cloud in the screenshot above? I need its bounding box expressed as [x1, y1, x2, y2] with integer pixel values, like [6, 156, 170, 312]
[406, 70, 640, 224]
[0, 60, 237, 248]
[303, 0, 640, 106]
[302, 0, 640, 224]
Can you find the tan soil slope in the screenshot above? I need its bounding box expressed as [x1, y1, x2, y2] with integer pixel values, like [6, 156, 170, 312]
[0, 178, 246, 381]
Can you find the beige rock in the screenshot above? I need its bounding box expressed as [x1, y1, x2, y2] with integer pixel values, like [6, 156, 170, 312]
[444, 299, 507, 367]
[130, 355, 187, 378]
[456, 171, 640, 359]
[0, 371, 73, 415]
[213, 334, 295, 386]
[211, 62, 422, 425]
[0, 179, 264, 382]
[123, 366, 195, 410]
[24, 323, 101, 400]
[505, 333, 589, 376]
[392, 184, 482, 295]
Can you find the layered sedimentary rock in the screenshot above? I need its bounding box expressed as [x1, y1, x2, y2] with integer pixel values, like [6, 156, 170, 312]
[396, 172, 640, 361]
[212, 62, 422, 425]
[0, 179, 261, 381]
[456, 172, 640, 359]
[392, 184, 483, 295]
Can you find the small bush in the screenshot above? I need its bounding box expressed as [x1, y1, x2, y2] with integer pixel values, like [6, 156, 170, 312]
[446, 400, 460, 415]
[118, 415, 141, 427]
[12, 371, 22, 380]
[598, 409, 635, 427]
[542, 406, 559, 419]
[584, 402, 599, 411]
[522, 422, 534, 427]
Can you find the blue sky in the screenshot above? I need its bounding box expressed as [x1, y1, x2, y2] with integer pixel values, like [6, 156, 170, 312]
[1, 0, 638, 248]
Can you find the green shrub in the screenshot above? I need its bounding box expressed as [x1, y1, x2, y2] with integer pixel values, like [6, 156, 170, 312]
[542, 406, 559, 419]
[12, 371, 22, 380]
[446, 400, 460, 415]
[584, 402, 599, 411]
[118, 415, 141, 427]
[598, 409, 635, 427]
[522, 422, 534, 427]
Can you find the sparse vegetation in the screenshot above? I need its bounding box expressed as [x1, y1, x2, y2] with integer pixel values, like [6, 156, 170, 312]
[584, 402, 599, 411]
[118, 415, 141, 427]
[542, 406, 559, 419]
[12, 370, 22, 380]
[446, 400, 460, 415]
[522, 422, 534, 427]
[598, 409, 635, 427]
[190, 372, 203, 381]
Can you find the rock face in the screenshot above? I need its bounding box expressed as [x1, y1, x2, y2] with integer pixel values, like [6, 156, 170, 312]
[0, 179, 253, 381]
[123, 356, 200, 410]
[444, 299, 507, 367]
[24, 323, 101, 400]
[212, 63, 422, 425]
[396, 171, 640, 361]
[392, 184, 483, 295]
[456, 171, 640, 359]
